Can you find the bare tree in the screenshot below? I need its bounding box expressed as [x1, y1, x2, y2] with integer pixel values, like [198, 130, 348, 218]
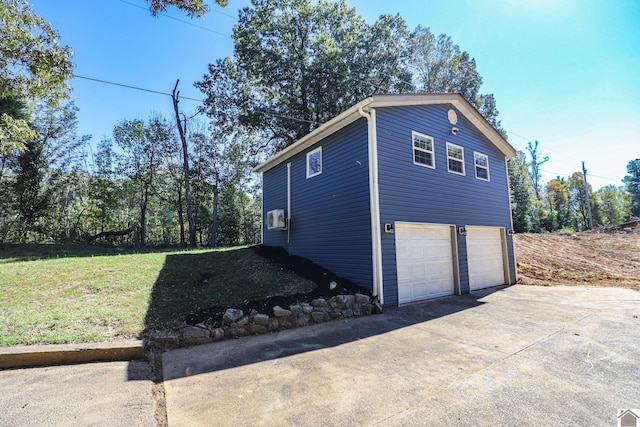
[172, 80, 196, 246]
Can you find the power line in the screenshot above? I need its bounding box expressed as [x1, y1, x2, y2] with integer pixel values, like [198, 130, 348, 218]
[118, 0, 232, 38]
[74, 74, 321, 125]
[74, 74, 205, 102]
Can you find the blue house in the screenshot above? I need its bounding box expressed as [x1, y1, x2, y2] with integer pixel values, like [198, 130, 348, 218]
[254, 94, 518, 307]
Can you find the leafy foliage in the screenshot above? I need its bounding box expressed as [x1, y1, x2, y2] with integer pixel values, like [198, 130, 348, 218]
[596, 185, 631, 225]
[146, 0, 229, 18]
[507, 151, 534, 232]
[0, 0, 74, 155]
[197, 0, 501, 153]
[623, 158, 640, 217]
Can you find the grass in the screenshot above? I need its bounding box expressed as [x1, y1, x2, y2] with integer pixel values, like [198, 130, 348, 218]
[0, 244, 316, 346]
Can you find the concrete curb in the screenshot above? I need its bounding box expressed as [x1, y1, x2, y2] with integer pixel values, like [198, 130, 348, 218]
[0, 340, 145, 369]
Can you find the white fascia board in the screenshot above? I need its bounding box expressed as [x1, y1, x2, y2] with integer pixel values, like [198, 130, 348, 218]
[254, 93, 516, 173]
[369, 94, 516, 159]
[253, 98, 373, 173]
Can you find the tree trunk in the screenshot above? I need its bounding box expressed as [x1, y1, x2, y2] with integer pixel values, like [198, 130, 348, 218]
[172, 80, 197, 247]
[211, 183, 219, 247]
[177, 181, 185, 245]
[139, 183, 148, 247]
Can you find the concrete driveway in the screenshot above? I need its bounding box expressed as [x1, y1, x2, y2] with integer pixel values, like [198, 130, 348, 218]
[163, 285, 640, 426]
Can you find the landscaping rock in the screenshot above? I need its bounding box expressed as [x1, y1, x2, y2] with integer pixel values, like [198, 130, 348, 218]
[253, 314, 270, 326]
[354, 293, 370, 304]
[311, 298, 327, 307]
[311, 311, 328, 323]
[182, 326, 210, 345]
[211, 328, 225, 340]
[301, 303, 313, 314]
[236, 317, 249, 327]
[289, 304, 302, 316]
[330, 295, 348, 306]
[268, 318, 280, 331]
[273, 306, 292, 317]
[223, 308, 244, 324]
[250, 324, 267, 334]
[150, 331, 180, 347]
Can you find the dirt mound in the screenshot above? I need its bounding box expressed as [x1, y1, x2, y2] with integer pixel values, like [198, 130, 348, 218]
[514, 225, 640, 291]
[585, 218, 640, 235]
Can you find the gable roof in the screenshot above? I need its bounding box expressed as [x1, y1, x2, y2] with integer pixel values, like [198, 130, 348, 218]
[254, 93, 516, 173]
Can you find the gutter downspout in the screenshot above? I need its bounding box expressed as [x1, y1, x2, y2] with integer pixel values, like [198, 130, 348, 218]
[504, 157, 517, 283]
[358, 106, 384, 304]
[287, 162, 292, 243]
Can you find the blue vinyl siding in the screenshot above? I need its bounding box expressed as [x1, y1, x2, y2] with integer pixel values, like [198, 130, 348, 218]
[376, 104, 516, 306]
[262, 119, 374, 291]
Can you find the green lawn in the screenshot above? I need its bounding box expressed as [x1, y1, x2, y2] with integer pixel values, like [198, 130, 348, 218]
[0, 244, 315, 346]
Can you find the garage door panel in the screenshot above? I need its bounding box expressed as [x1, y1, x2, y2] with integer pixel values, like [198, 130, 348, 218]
[395, 223, 456, 304]
[467, 227, 506, 291]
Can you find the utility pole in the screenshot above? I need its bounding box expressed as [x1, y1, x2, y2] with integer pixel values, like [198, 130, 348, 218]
[581, 161, 594, 230]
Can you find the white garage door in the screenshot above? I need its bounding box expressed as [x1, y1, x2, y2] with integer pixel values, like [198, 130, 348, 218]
[467, 227, 506, 290]
[395, 223, 456, 304]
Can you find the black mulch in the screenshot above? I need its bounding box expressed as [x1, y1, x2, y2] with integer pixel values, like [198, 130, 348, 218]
[184, 245, 373, 327]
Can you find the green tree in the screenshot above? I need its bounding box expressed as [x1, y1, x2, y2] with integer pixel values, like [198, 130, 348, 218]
[507, 151, 534, 232]
[198, 0, 504, 155]
[567, 171, 593, 231]
[0, 0, 74, 155]
[409, 27, 501, 129]
[113, 118, 167, 246]
[147, 0, 229, 18]
[10, 101, 87, 241]
[623, 158, 640, 217]
[546, 177, 569, 231]
[596, 185, 631, 225]
[526, 141, 549, 201]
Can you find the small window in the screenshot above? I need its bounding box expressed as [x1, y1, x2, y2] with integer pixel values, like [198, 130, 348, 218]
[446, 142, 465, 175]
[474, 152, 490, 181]
[412, 131, 435, 168]
[306, 147, 322, 178]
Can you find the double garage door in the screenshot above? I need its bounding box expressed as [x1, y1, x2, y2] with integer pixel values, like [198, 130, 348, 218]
[395, 223, 506, 305]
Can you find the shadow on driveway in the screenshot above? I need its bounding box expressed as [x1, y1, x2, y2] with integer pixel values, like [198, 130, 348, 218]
[161, 286, 505, 380]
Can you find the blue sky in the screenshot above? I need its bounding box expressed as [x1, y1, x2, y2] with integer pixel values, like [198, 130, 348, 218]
[30, 0, 640, 189]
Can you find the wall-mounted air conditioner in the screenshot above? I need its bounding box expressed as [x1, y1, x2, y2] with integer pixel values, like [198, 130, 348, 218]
[266, 209, 287, 230]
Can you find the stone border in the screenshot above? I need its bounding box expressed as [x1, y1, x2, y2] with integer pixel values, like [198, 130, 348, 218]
[153, 293, 382, 347]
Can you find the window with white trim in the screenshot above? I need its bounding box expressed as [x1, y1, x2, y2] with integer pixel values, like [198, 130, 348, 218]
[446, 142, 465, 175]
[474, 152, 490, 181]
[412, 131, 435, 168]
[306, 147, 322, 178]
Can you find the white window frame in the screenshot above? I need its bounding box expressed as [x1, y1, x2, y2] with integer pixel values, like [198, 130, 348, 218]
[306, 146, 322, 178]
[446, 142, 465, 176]
[412, 131, 435, 169]
[474, 151, 490, 181]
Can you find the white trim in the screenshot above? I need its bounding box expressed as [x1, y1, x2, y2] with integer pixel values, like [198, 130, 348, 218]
[446, 142, 465, 176]
[411, 131, 435, 169]
[504, 158, 518, 283]
[473, 151, 490, 181]
[253, 93, 515, 173]
[287, 162, 292, 243]
[306, 146, 322, 178]
[360, 107, 384, 304]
